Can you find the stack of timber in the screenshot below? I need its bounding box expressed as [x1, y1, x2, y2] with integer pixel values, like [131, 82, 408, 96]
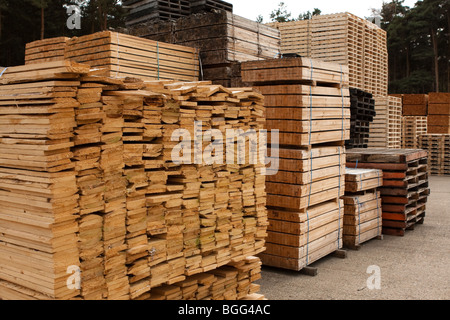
[346, 88, 375, 149]
[123, 0, 233, 28]
[347, 149, 430, 237]
[342, 168, 383, 250]
[402, 94, 428, 116]
[241, 57, 350, 272]
[268, 12, 388, 97]
[25, 37, 70, 65]
[401, 116, 427, 149]
[427, 93, 450, 134]
[368, 95, 402, 149]
[0, 61, 91, 300]
[25, 31, 200, 82]
[418, 134, 450, 176]
[149, 256, 263, 300]
[0, 61, 268, 300]
[129, 10, 281, 87]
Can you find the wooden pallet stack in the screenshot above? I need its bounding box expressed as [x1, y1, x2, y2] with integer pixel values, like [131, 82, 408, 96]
[402, 94, 428, 116]
[241, 57, 350, 272]
[25, 31, 200, 82]
[130, 10, 281, 87]
[266, 20, 311, 58]
[269, 12, 388, 97]
[418, 134, 450, 176]
[368, 95, 402, 149]
[124, 0, 233, 28]
[346, 149, 430, 236]
[427, 92, 450, 134]
[124, 0, 191, 27]
[342, 168, 383, 250]
[0, 61, 268, 300]
[347, 88, 375, 149]
[401, 116, 427, 149]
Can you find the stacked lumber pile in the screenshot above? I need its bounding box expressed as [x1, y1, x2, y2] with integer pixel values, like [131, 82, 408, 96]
[0, 61, 268, 300]
[428, 92, 450, 134]
[342, 168, 383, 250]
[25, 31, 200, 82]
[130, 10, 281, 87]
[368, 95, 402, 149]
[268, 12, 388, 97]
[347, 88, 375, 149]
[401, 116, 427, 149]
[0, 61, 90, 300]
[402, 94, 428, 116]
[266, 20, 311, 58]
[241, 57, 350, 272]
[124, 0, 233, 28]
[149, 256, 263, 300]
[347, 149, 430, 237]
[419, 134, 450, 176]
[25, 37, 69, 65]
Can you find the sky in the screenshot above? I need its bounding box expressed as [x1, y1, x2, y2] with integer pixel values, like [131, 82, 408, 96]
[226, 0, 418, 22]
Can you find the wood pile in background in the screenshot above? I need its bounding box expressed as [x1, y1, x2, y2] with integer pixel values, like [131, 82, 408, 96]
[347, 88, 375, 149]
[419, 134, 450, 176]
[129, 10, 281, 87]
[241, 57, 350, 272]
[402, 94, 428, 116]
[342, 168, 383, 250]
[268, 12, 388, 97]
[368, 95, 402, 149]
[427, 93, 450, 134]
[401, 116, 427, 149]
[347, 149, 430, 237]
[25, 31, 200, 82]
[0, 61, 268, 300]
[123, 0, 233, 28]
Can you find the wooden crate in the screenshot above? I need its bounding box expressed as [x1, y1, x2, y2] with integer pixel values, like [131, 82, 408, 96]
[346, 148, 430, 237]
[428, 92, 450, 134]
[402, 94, 428, 116]
[342, 168, 383, 249]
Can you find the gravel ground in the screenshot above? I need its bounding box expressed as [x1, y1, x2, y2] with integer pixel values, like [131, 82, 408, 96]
[256, 175, 450, 300]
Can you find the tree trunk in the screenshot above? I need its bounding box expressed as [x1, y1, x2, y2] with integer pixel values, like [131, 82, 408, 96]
[40, 7, 44, 40]
[430, 28, 439, 92]
[0, 8, 2, 41]
[406, 45, 410, 78]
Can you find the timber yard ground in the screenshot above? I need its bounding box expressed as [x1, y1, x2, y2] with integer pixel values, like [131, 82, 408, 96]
[256, 175, 450, 300]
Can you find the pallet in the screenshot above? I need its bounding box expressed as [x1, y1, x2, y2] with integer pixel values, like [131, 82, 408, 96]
[368, 95, 402, 149]
[402, 94, 428, 116]
[419, 134, 450, 176]
[401, 116, 427, 149]
[269, 12, 388, 97]
[346, 148, 430, 236]
[347, 88, 375, 149]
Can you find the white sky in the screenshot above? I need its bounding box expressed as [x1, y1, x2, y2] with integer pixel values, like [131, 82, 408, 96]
[226, 0, 418, 22]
